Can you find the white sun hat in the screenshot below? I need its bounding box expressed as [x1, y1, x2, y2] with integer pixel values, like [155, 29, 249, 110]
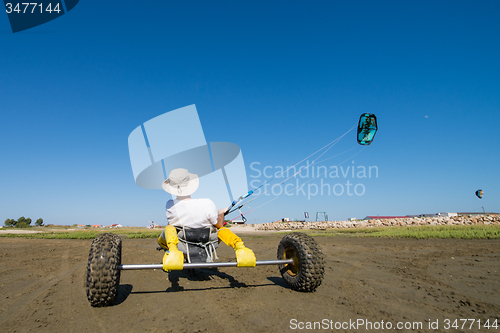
[162, 168, 199, 196]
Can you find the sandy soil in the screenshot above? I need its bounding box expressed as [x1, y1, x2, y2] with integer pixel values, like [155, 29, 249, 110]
[0, 233, 499, 333]
[0, 230, 42, 234]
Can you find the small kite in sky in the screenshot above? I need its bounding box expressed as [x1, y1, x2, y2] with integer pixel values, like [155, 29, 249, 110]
[357, 113, 378, 145]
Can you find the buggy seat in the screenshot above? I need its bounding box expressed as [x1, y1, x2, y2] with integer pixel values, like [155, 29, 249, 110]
[175, 226, 219, 263]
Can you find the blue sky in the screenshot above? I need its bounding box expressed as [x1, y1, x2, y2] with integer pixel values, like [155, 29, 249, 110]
[1, 1, 499, 226]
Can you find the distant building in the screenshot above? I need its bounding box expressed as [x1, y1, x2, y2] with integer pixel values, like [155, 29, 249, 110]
[437, 212, 458, 217]
[364, 216, 409, 220]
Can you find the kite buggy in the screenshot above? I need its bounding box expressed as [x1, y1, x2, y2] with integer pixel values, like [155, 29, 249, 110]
[86, 231, 325, 307]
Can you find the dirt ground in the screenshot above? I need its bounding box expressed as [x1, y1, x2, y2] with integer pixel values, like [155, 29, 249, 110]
[0, 233, 499, 333]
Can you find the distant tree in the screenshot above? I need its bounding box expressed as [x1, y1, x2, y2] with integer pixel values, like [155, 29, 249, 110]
[16, 217, 32, 228]
[35, 218, 44, 226]
[4, 219, 16, 227]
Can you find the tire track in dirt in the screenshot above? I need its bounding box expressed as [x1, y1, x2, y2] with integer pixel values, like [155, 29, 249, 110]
[403, 250, 500, 319]
[341, 257, 380, 317]
[1, 249, 83, 331]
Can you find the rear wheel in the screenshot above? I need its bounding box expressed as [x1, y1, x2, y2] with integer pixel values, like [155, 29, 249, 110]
[277, 232, 324, 292]
[86, 233, 122, 307]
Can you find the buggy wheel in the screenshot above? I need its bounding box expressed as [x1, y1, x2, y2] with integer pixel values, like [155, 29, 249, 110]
[86, 233, 122, 307]
[277, 232, 324, 292]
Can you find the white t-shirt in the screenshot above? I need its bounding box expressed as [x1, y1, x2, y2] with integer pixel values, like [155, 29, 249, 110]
[166, 198, 218, 228]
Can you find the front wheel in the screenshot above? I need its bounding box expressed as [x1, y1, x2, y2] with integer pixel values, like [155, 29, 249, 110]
[277, 232, 324, 292]
[85, 233, 122, 307]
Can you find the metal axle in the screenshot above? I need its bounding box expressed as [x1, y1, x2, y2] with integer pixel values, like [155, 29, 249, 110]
[119, 259, 294, 270]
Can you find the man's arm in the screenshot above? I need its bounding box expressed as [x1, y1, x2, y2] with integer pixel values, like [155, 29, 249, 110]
[215, 208, 226, 229]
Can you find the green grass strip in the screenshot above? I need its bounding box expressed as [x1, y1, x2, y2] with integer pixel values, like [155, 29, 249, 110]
[305, 224, 500, 239]
[0, 228, 163, 239]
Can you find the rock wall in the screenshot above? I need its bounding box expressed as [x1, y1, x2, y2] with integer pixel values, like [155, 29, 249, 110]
[255, 215, 500, 231]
